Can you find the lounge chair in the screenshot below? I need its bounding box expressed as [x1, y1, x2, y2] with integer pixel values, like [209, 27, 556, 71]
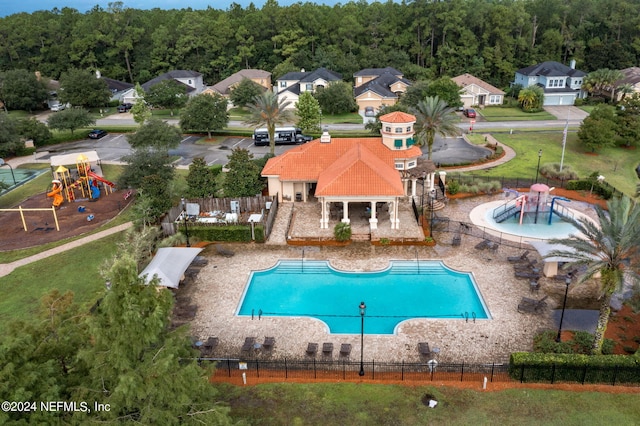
[215, 244, 235, 258]
[202, 337, 218, 355]
[418, 342, 431, 356]
[507, 250, 530, 263]
[517, 295, 548, 313]
[263, 337, 275, 350]
[514, 271, 541, 279]
[322, 342, 333, 355]
[339, 343, 352, 356]
[475, 240, 489, 250]
[529, 280, 540, 294]
[241, 337, 256, 351]
[306, 342, 318, 356]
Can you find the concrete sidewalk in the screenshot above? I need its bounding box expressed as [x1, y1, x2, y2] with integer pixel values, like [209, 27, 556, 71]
[0, 222, 133, 278]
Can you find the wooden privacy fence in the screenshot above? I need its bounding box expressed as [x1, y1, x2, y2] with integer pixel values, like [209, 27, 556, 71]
[160, 195, 278, 241]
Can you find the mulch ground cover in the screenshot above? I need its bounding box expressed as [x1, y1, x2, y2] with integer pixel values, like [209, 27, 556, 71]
[0, 189, 131, 251]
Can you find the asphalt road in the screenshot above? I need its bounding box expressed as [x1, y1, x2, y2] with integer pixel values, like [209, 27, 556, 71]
[33, 106, 585, 168]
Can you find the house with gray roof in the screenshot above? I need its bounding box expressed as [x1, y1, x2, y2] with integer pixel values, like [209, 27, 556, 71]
[353, 67, 411, 120]
[614, 67, 640, 101]
[512, 60, 587, 106]
[120, 70, 206, 105]
[275, 68, 342, 109]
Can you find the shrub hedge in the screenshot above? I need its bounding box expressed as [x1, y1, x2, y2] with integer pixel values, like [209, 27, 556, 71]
[188, 224, 264, 243]
[509, 352, 640, 384]
[565, 179, 613, 200]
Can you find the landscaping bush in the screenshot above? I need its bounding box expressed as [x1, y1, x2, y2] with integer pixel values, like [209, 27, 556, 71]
[539, 163, 579, 181]
[565, 179, 613, 200]
[334, 222, 351, 242]
[574, 98, 584, 106]
[447, 180, 460, 195]
[189, 224, 264, 242]
[476, 180, 501, 194]
[509, 352, 640, 384]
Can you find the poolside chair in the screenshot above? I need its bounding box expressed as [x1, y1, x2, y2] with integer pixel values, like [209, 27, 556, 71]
[529, 280, 540, 294]
[241, 337, 256, 352]
[201, 337, 219, 356]
[517, 295, 548, 314]
[514, 271, 541, 280]
[418, 342, 431, 357]
[263, 337, 275, 350]
[507, 250, 530, 263]
[306, 342, 318, 356]
[322, 342, 333, 355]
[215, 244, 235, 258]
[475, 240, 489, 250]
[339, 343, 352, 357]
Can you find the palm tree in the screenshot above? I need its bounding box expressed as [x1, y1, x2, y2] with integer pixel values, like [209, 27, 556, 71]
[545, 196, 640, 354]
[409, 96, 460, 160]
[244, 91, 294, 156]
[616, 83, 634, 103]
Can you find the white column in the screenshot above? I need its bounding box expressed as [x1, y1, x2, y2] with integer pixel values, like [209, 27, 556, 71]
[411, 178, 417, 197]
[341, 201, 350, 224]
[369, 201, 378, 230]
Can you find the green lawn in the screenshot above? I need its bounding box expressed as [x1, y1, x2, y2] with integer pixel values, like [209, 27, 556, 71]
[218, 383, 640, 426]
[579, 106, 596, 114]
[479, 107, 557, 121]
[0, 232, 123, 333]
[466, 131, 640, 196]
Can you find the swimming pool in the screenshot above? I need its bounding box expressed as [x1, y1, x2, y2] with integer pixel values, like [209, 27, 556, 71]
[237, 260, 490, 334]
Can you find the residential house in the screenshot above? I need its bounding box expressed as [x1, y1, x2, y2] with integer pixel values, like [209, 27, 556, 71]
[614, 67, 640, 101]
[353, 67, 412, 117]
[262, 111, 430, 230]
[275, 67, 342, 109]
[95, 71, 134, 103]
[452, 73, 505, 108]
[205, 69, 272, 102]
[512, 60, 587, 106]
[120, 70, 206, 104]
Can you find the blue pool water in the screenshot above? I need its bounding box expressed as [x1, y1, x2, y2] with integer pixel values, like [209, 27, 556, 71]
[237, 260, 490, 334]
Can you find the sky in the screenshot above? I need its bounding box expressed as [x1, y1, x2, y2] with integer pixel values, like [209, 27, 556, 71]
[0, 0, 343, 17]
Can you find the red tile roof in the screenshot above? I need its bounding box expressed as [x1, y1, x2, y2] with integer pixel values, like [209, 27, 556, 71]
[380, 111, 416, 123]
[262, 137, 421, 197]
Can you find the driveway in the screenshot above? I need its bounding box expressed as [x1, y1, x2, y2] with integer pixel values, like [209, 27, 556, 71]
[543, 105, 589, 121]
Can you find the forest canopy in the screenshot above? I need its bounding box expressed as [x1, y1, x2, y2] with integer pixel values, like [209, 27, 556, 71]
[1, 0, 638, 89]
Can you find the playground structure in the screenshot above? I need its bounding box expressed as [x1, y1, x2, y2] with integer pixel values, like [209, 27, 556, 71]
[493, 184, 574, 225]
[49, 151, 115, 207]
[0, 206, 60, 231]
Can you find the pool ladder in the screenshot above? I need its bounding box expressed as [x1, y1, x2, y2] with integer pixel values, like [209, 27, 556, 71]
[463, 312, 477, 323]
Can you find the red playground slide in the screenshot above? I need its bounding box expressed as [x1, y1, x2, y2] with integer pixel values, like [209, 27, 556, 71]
[87, 171, 116, 187]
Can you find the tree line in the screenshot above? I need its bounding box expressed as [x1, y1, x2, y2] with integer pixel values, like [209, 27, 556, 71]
[1, 0, 639, 89]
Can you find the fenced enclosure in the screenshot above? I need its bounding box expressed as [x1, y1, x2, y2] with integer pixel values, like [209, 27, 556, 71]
[160, 195, 278, 241]
[202, 357, 640, 387]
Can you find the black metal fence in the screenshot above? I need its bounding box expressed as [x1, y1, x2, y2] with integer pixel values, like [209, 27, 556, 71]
[202, 358, 640, 387]
[206, 358, 512, 384]
[432, 217, 537, 249]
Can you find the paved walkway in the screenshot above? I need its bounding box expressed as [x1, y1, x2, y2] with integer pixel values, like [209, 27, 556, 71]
[0, 222, 133, 278]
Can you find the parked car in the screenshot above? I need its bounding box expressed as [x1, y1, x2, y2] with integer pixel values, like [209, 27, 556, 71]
[364, 106, 376, 117]
[295, 134, 313, 143]
[50, 102, 66, 112]
[463, 108, 477, 118]
[117, 103, 133, 112]
[88, 129, 108, 139]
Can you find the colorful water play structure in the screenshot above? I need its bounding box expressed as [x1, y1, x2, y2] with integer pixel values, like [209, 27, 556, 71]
[492, 184, 574, 226]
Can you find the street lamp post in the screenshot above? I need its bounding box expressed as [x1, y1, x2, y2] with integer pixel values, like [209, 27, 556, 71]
[0, 158, 17, 186]
[429, 189, 436, 237]
[535, 149, 542, 183]
[359, 301, 366, 376]
[181, 197, 191, 247]
[421, 172, 426, 225]
[556, 277, 571, 342]
[590, 175, 605, 198]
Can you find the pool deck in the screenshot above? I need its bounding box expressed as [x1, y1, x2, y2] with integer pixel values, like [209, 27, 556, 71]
[186, 194, 601, 364]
